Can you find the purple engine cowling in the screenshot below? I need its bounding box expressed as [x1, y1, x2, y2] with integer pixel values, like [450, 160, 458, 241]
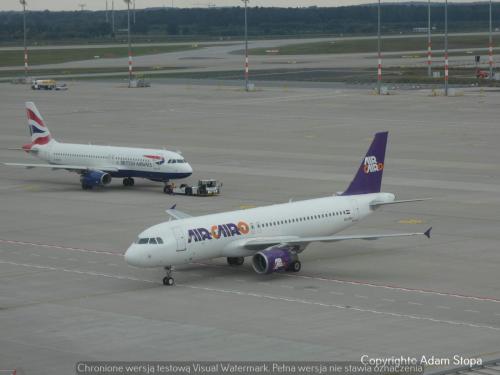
[252, 246, 298, 274]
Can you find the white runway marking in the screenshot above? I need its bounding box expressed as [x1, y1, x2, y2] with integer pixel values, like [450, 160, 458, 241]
[283, 274, 500, 303]
[1, 259, 499, 333]
[408, 302, 423, 306]
[3, 239, 500, 305]
[354, 295, 368, 299]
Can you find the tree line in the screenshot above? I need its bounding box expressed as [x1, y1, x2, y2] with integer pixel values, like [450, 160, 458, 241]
[1, 4, 499, 43]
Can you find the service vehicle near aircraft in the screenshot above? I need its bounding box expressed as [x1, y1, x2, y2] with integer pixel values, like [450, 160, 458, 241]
[4, 102, 193, 191]
[125, 132, 431, 286]
[164, 179, 221, 196]
[31, 79, 56, 90]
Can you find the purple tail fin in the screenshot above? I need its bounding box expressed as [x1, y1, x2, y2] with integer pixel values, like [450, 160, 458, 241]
[341, 131, 388, 196]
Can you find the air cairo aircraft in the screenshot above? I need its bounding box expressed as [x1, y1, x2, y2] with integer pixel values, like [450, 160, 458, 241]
[5, 102, 193, 192]
[124, 132, 431, 285]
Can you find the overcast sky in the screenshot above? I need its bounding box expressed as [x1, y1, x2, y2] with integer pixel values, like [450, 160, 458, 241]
[2, 0, 490, 12]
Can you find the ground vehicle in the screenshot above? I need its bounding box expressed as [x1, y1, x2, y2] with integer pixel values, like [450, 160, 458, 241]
[164, 179, 221, 196]
[476, 69, 489, 79]
[31, 79, 57, 90]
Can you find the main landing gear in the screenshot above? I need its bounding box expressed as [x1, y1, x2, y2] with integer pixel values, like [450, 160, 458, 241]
[227, 257, 244, 266]
[163, 266, 175, 286]
[123, 177, 135, 187]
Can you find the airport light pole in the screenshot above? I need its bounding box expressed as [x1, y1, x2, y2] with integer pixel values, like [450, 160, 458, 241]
[124, 0, 133, 87]
[377, 0, 382, 94]
[444, 0, 449, 96]
[427, 0, 432, 77]
[243, 0, 250, 91]
[133, 0, 136, 24]
[111, 0, 115, 36]
[489, 0, 494, 80]
[20, 0, 28, 81]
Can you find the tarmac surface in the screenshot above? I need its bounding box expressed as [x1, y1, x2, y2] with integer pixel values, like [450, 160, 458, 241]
[0, 81, 499, 374]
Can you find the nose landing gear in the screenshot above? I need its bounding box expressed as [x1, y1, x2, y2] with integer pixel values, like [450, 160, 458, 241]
[162, 266, 175, 286]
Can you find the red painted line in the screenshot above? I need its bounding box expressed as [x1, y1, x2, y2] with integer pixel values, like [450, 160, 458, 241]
[284, 273, 500, 303]
[0, 238, 123, 256]
[2, 239, 499, 304]
[192, 260, 500, 303]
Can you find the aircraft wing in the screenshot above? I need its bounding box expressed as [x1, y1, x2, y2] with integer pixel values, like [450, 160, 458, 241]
[166, 205, 193, 220]
[243, 228, 431, 250]
[4, 163, 119, 172]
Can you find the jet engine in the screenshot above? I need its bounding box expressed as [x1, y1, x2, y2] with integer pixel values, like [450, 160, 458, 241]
[251, 246, 301, 274]
[81, 170, 112, 188]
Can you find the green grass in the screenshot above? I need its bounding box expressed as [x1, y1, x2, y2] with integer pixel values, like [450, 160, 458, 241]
[249, 35, 495, 55]
[133, 67, 499, 86]
[0, 44, 200, 67]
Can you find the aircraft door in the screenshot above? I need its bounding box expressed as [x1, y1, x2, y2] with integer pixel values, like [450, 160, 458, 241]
[350, 199, 360, 222]
[251, 222, 262, 234]
[172, 226, 186, 251]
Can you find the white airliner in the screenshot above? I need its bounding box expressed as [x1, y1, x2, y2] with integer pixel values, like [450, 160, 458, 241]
[125, 132, 431, 285]
[4, 102, 193, 192]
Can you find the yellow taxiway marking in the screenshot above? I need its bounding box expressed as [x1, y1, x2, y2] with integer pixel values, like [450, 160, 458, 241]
[398, 218, 424, 224]
[239, 205, 256, 209]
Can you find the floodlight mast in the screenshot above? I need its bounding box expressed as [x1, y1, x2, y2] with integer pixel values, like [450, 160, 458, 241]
[243, 0, 249, 91]
[427, 0, 432, 77]
[444, 0, 448, 96]
[20, 0, 28, 81]
[124, 0, 133, 87]
[489, 0, 494, 80]
[377, 0, 382, 95]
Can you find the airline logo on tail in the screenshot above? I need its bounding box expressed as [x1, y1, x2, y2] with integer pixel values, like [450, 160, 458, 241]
[26, 102, 52, 147]
[363, 156, 384, 174]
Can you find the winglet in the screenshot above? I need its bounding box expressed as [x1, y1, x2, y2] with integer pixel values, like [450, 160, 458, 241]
[170, 204, 177, 210]
[424, 227, 432, 239]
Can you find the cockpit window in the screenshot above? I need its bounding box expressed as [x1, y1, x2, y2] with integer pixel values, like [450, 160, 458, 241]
[137, 238, 149, 244]
[157, 237, 163, 244]
[149, 238, 157, 244]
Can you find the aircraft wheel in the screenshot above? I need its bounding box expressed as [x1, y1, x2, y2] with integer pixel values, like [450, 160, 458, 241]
[227, 257, 244, 266]
[163, 276, 174, 286]
[290, 260, 301, 273]
[123, 178, 134, 187]
[164, 185, 173, 194]
[81, 183, 92, 190]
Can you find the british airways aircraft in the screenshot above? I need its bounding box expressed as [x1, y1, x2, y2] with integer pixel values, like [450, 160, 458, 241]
[125, 132, 431, 286]
[4, 102, 193, 192]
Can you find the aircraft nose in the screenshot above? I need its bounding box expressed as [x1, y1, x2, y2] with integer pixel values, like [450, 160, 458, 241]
[124, 245, 144, 267]
[185, 163, 193, 176]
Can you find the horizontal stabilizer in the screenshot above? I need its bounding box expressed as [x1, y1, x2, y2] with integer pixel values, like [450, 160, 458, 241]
[370, 198, 432, 208]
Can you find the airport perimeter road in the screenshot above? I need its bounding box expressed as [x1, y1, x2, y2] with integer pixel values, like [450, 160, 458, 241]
[2, 32, 497, 75]
[0, 81, 499, 374]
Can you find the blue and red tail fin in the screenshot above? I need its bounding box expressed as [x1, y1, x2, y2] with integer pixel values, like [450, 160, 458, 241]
[24, 102, 53, 151]
[341, 131, 388, 196]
